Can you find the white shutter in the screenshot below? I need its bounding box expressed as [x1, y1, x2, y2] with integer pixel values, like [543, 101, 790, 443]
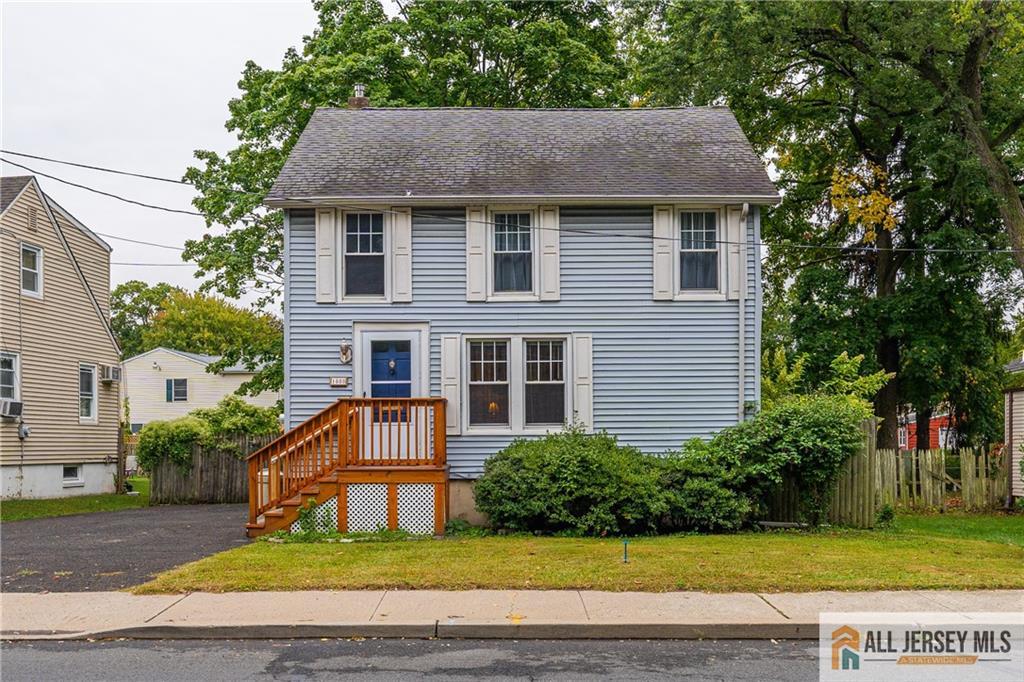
[538, 206, 561, 301]
[465, 206, 487, 301]
[315, 208, 337, 303]
[391, 206, 413, 302]
[652, 205, 674, 300]
[572, 333, 594, 432]
[440, 334, 462, 435]
[726, 206, 744, 300]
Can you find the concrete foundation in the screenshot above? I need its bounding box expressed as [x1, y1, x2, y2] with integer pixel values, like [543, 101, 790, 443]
[1, 462, 116, 499]
[448, 479, 488, 526]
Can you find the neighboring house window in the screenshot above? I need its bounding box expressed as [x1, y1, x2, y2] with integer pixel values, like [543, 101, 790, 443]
[344, 212, 385, 297]
[493, 212, 533, 293]
[898, 426, 908, 448]
[939, 426, 956, 448]
[79, 364, 97, 422]
[0, 352, 19, 399]
[130, 422, 144, 434]
[468, 340, 509, 426]
[20, 244, 43, 297]
[525, 340, 565, 425]
[679, 211, 719, 290]
[62, 464, 83, 486]
[166, 378, 188, 402]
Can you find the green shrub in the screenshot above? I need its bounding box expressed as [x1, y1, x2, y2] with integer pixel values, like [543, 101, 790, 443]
[136, 416, 211, 471]
[713, 394, 869, 524]
[474, 426, 667, 536]
[655, 440, 751, 532]
[190, 395, 281, 448]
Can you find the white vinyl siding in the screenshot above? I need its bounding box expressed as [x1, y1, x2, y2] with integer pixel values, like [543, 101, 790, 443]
[20, 243, 43, 297]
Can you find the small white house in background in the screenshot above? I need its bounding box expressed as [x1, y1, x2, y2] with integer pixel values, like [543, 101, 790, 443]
[121, 347, 281, 431]
[1006, 351, 1024, 502]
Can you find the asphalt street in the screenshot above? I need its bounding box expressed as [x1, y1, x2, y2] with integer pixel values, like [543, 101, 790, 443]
[0, 638, 818, 681]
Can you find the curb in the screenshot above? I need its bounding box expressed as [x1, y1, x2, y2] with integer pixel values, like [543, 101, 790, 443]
[2, 621, 819, 641]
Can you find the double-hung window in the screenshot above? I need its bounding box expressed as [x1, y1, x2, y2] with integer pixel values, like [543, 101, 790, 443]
[493, 212, 533, 293]
[468, 341, 509, 425]
[466, 337, 568, 431]
[166, 378, 188, 402]
[21, 244, 43, 297]
[1, 352, 18, 400]
[679, 211, 719, 290]
[79, 364, 97, 422]
[344, 213, 385, 297]
[525, 340, 565, 425]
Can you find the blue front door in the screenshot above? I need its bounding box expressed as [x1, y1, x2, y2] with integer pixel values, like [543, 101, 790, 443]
[370, 340, 412, 398]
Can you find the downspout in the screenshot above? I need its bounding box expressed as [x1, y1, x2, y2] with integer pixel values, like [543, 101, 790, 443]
[738, 203, 749, 421]
[1008, 390, 1015, 509]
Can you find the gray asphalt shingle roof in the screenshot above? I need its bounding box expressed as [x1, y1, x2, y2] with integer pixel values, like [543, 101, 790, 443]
[266, 107, 778, 202]
[1, 176, 33, 213]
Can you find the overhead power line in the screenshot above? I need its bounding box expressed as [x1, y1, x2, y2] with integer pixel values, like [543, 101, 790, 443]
[0, 149, 189, 185]
[94, 232, 185, 251]
[4, 150, 1021, 256]
[0, 157, 204, 216]
[111, 261, 196, 267]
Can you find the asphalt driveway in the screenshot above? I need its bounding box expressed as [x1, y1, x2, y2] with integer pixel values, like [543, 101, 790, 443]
[1, 504, 249, 592]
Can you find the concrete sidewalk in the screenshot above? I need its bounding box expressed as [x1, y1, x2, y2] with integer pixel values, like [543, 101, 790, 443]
[2, 590, 1021, 640]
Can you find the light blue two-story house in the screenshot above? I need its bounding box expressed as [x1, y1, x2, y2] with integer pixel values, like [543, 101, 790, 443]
[245, 103, 777, 536]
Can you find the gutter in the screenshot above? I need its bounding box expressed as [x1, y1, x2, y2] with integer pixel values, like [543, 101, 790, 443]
[265, 194, 783, 209]
[738, 202, 749, 420]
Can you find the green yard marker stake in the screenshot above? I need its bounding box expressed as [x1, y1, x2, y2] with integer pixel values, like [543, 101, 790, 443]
[623, 539, 629, 563]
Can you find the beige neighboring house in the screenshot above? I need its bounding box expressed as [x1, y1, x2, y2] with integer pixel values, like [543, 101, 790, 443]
[1006, 352, 1024, 501]
[1, 176, 121, 499]
[121, 347, 280, 430]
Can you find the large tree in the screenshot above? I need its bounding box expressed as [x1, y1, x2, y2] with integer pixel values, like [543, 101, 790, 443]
[636, 0, 1023, 447]
[111, 280, 182, 358]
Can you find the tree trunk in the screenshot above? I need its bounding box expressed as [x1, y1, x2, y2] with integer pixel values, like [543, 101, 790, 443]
[960, 115, 1024, 269]
[915, 407, 933, 452]
[874, 228, 901, 450]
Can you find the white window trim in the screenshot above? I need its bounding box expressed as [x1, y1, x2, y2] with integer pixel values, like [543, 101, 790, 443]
[463, 333, 572, 435]
[20, 242, 44, 299]
[171, 378, 189, 402]
[673, 205, 727, 301]
[62, 464, 84, 488]
[0, 351, 20, 401]
[340, 210, 391, 303]
[79, 363, 98, 424]
[898, 426, 908, 448]
[485, 206, 540, 302]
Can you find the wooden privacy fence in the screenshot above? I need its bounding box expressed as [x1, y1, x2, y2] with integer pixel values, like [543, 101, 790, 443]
[876, 446, 1009, 511]
[150, 435, 275, 505]
[768, 419, 877, 528]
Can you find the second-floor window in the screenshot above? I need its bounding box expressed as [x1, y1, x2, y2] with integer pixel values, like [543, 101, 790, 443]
[344, 213, 385, 297]
[493, 212, 533, 293]
[21, 244, 43, 297]
[166, 378, 188, 402]
[679, 211, 719, 290]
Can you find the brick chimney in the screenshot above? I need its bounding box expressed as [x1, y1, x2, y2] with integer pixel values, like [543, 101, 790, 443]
[348, 83, 369, 109]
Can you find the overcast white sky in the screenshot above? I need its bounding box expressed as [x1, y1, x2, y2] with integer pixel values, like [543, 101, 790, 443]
[1, 0, 319, 295]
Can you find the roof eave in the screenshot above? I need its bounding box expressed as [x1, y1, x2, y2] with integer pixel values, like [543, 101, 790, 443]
[264, 193, 782, 208]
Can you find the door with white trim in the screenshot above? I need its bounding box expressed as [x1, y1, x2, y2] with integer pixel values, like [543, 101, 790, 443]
[357, 330, 427, 461]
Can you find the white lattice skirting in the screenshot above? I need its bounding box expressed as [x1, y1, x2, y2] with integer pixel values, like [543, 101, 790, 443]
[289, 495, 339, 533]
[397, 483, 435, 534]
[346, 483, 389, 532]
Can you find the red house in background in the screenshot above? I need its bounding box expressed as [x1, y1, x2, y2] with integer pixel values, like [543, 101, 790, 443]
[898, 412, 958, 450]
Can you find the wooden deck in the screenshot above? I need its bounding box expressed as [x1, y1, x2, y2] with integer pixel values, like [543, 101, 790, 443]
[245, 398, 447, 536]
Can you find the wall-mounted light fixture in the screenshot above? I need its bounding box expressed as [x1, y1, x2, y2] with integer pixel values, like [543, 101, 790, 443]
[339, 339, 352, 365]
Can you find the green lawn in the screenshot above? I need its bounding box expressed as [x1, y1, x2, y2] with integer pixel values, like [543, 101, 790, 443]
[0, 477, 149, 522]
[135, 512, 1024, 594]
[894, 511, 1024, 547]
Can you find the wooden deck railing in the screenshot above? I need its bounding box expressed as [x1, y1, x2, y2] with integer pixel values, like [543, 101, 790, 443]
[247, 397, 446, 525]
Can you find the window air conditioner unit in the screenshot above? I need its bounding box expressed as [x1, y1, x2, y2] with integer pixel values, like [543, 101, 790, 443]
[100, 365, 122, 383]
[0, 399, 24, 419]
